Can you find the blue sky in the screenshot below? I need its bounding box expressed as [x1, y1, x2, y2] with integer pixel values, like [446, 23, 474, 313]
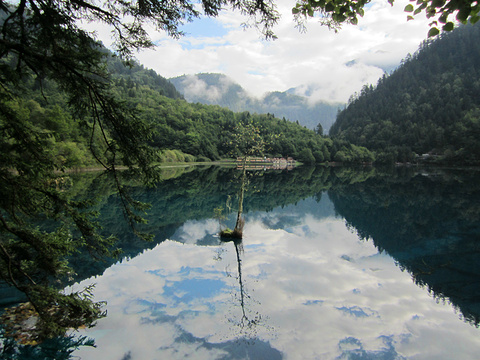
[89, 0, 434, 103]
[180, 17, 229, 40]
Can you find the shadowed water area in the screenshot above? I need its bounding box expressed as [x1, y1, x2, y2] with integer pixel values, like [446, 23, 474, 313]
[1, 165, 480, 359]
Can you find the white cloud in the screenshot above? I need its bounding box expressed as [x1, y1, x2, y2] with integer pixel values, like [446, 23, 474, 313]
[174, 73, 243, 103]
[170, 218, 220, 244]
[81, 0, 433, 104]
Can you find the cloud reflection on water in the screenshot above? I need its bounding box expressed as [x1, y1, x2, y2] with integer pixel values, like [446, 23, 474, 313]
[71, 195, 480, 359]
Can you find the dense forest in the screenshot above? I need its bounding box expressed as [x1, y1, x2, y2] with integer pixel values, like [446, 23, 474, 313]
[18, 49, 374, 166]
[329, 23, 480, 165]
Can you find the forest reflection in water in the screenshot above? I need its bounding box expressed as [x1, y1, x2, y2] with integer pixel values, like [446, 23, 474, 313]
[2, 165, 480, 359]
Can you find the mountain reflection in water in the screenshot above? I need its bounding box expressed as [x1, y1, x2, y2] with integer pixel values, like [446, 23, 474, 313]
[1, 166, 480, 359]
[328, 168, 480, 328]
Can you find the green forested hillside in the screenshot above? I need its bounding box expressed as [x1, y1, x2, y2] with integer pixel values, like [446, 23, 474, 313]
[6, 54, 185, 169]
[116, 88, 372, 164]
[108, 56, 184, 100]
[18, 51, 373, 165]
[330, 23, 480, 164]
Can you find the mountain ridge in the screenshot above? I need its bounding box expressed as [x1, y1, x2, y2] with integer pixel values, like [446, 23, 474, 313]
[169, 73, 342, 133]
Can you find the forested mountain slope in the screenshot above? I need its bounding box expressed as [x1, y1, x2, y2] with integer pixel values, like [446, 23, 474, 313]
[329, 23, 480, 164]
[18, 48, 372, 166]
[108, 56, 184, 100]
[170, 73, 342, 132]
[9, 53, 184, 169]
[119, 90, 373, 164]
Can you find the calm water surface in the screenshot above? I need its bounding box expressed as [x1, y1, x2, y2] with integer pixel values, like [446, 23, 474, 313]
[8, 166, 480, 359]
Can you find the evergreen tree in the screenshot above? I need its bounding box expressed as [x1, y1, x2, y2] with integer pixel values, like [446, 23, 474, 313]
[0, 0, 278, 340]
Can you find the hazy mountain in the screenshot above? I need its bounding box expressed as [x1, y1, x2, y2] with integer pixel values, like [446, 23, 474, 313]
[169, 73, 342, 133]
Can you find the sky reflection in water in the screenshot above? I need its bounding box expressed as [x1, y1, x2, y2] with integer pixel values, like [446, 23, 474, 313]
[71, 195, 480, 360]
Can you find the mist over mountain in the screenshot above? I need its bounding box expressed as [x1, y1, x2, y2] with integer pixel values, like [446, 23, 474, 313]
[169, 73, 342, 133]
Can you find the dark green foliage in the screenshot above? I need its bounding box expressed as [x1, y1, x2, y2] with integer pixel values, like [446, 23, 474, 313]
[330, 23, 480, 165]
[292, 0, 479, 37]
[117, 81, 372, 163]
[0, 331, 95, 359]
[109, 57, 184, 100]
[293, 0, 369, 29]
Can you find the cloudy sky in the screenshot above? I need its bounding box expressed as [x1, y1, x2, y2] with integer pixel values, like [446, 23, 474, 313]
[93, 0, 433, 103]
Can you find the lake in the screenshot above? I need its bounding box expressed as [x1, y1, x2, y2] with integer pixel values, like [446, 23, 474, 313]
[2, 165, 480, 359]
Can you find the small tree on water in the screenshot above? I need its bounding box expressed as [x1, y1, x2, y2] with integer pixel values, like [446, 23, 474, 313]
[221, 122, 266, 239]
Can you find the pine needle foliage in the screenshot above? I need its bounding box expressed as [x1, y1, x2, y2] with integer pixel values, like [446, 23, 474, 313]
[0, 0, 279, 341]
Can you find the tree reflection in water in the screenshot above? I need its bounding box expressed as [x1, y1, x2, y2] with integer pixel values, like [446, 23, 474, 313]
[220, 237, 269, 343]
[0, 333, 95, 359]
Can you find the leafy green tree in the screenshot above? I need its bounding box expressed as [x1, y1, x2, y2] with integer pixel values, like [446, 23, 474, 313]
[298, 147, 316, 164]
[292, 0, 480, 37]
[223, 121, 267, 239]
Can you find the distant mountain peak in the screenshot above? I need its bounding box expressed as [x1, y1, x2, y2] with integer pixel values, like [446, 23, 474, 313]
[169, 73, 343, 132]
[169, 73, 245, 104]
[345, 59, 357, 67]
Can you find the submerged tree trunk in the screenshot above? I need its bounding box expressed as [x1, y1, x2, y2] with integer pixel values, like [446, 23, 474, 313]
[219, 155, 250, 240]
[234, 156, 247, 234]
[220, 156, 246, 240]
